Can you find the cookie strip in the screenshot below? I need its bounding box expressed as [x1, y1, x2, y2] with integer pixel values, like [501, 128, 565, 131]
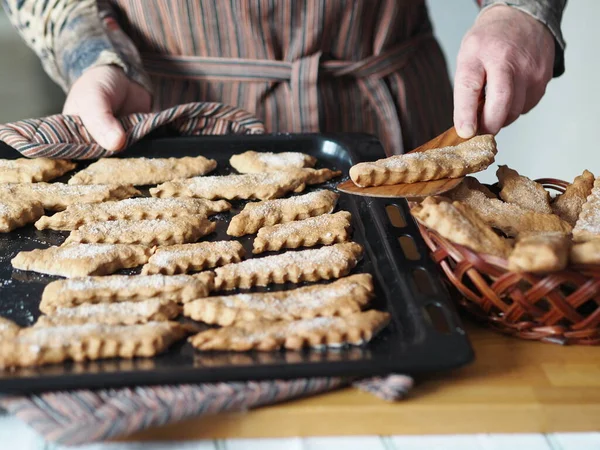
[36, 197, 230, 231]
[11, 243, 152, 278]
[0, 158, 76, 183]
[0, 183, 140, 211]
[0, 199, 44, 232]
[461, 176, 496, 198]
[573, 178, 600, 242]
[63, 216, 215, 246]
[230, 151, 316, 173]
[142, 241, 245, 275]
[507, 232, 570, 273]
[228, 190, 339, 237]
[349, 135, 497, 187]
[448, 183, 572, 237]
[189, 310, 390, 351]
[497, 165, 552, 214]
[214, 242, 363, 290]
[252, 210, 352, 253]
[571, 240, 600, 265]
[35, 299, 181, 327]
[0, 321, 190, 369]
[184, 273, 374, 326]
[68, 156, 217, 186]
[150, 169, 340, 201]
[552, 170, 595, 226]
[0, 317, 20, 338]
[412, 198, 511, 258]
[40, 273, 214, 313]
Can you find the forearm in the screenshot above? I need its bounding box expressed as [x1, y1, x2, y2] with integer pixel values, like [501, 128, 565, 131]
[479, 0, 567, 76]
[2, 0, 152, 92]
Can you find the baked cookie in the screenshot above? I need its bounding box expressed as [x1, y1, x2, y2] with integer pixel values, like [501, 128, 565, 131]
[214, 242, 363, 290]
[0, 198, 44, 232]
[68, 156, 217, 186]
[0, 158, 76, 183]
[230, 151, 316, 173]
[573, 177, 600, 242]
[552, 170, 595, 226]
[228, 190, 339, 236]
[508, 232, 570, 273]
[40, 273, 214, 313]
[36, 197, 230, 231]
[252, 210, 352, 253]
[11, 243, 152, 278]
[35, 299, 181, 327]
[497, 165, 552, 214]
[63, 216, 215, 246]
[0, 321, 191, 369]
[189, 310, 390, 351]
[349, 135, 497, 187]
[184, 273, 374, 325]
[141, 241, 245, 275]
[0, 183, 140, 211]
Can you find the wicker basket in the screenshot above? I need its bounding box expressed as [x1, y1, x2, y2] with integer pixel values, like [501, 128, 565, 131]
[414, 178, 600, 345]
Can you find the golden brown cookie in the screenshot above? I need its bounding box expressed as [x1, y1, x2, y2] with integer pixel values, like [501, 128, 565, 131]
[230, 151, 316, 173]
[349, 135, 497, 187]
[0, 321, 190, 369]
[0, 198, 44, 232]
[448, 183, 572, 237]
[68, 156, 217, 186]
[40, 273, 214, 313]
[411, 199, 511, 258]
[0, 158, 76, 183]
[184, 273, 374, 325]
[214, 242, 363, 290]
[570, 240, 600, 265]
[150, 169, 340, 201]
[35, 299, 181, 327]
[0, 317, 20, 338]
[0, 183, 140, 211]
[573, 178, 600, 242]
[189, 310, 390, 351]
[141, 241, 245, 275]
[11, 243, 152, 278]
[461, 176, 496, 198]
[35, 197, 230, 231]
[552, 170, 595, 226]
[497, 165, 552, 214]
[227, 190, 339, 237]
[63, 216, 215, 246]
[252, 210, 352, 253]
[507, 232, 570, 273]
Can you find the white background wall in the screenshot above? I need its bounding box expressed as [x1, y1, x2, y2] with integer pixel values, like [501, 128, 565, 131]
[0, 1, 598, 183]
[428, 0, 600, 183]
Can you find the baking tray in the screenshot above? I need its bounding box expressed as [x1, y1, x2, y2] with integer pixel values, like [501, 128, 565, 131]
[0, 133, 473, 393]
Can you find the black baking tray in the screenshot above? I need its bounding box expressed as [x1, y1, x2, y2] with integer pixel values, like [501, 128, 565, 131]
[0, 133, 473, 393]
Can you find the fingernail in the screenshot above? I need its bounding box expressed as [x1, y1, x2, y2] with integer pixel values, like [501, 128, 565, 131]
[458, 123, 476, 138]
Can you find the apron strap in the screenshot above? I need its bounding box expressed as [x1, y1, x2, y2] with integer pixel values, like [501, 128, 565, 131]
[0, 102, 265, 159]
[141, 32, 432, 153]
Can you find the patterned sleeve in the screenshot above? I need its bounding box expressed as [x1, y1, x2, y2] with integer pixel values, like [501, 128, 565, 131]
[478, 0, 567, 77]
[1, 0, 152, 93]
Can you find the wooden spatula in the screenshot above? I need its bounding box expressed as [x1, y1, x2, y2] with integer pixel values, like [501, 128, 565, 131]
[337, 125, 469, 199]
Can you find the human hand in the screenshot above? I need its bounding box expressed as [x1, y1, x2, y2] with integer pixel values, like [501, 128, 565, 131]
[63, 65, 152, 151]
[453, 5, 555, 138]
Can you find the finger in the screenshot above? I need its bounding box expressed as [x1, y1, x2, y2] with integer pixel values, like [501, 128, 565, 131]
[73, 92, 126, 152]
[453, 59, 486, 138]
[523, 84, 546, 114]
[504, 81, 526, 127]
[479, 67, 514, 135]
[120, 86, 152, 116]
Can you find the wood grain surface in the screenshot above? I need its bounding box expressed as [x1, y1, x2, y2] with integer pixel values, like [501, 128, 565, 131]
[117, 320, 600, 441]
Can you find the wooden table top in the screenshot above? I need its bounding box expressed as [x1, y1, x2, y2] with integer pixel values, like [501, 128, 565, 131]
[120, 320, 600, 442]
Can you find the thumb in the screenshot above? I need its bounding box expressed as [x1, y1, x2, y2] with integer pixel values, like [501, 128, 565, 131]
[64, 90, 126, 152]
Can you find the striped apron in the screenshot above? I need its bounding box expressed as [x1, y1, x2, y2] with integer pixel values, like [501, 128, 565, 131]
[106, 0, 454, 155]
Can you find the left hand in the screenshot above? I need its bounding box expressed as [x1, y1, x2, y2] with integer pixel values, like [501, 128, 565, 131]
[453, 5, 555, 138]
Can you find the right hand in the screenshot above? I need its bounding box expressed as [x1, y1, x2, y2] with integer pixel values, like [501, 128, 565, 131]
[63, 65, 152, 152]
